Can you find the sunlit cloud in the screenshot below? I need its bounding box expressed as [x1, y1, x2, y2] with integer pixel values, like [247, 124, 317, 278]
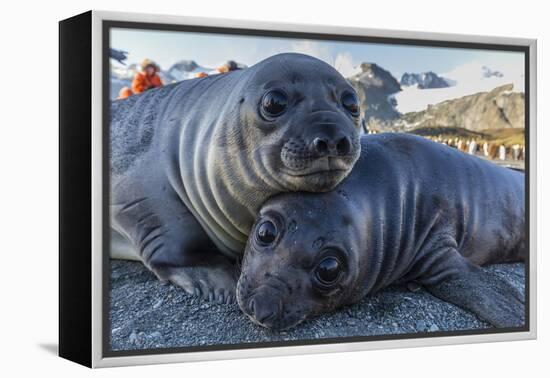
[290, 41, 360, 77]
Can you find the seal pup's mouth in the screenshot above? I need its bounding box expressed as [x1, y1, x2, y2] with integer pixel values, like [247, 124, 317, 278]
[285, 156, 351, 177]
[278, 135, 360, 191]
[237, 290, 306, 330]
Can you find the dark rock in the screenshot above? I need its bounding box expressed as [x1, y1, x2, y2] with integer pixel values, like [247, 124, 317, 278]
[347, 63, 402, 129]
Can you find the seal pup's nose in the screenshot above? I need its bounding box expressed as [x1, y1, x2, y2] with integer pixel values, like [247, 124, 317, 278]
[248, 297, 281, 325]
[312, 136, 351, 157]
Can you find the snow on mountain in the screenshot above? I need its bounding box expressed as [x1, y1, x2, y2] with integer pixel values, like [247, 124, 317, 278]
[394, 63, 524, 113]
[166, 60, 215, 82]
[400, 71, 451, 89]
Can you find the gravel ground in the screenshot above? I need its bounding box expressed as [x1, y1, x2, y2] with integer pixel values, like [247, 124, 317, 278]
[109, 260, 525, 351]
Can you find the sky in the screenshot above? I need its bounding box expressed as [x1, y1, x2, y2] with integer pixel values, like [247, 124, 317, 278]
[110, 27, 525, 112]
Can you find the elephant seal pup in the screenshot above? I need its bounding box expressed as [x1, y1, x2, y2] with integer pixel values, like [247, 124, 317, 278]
[237, 133, 525, 329]
[110, 53, 362, 303]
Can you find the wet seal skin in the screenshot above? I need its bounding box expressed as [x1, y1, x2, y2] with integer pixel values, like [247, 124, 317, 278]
[237, 134, 525, 329]
[109, 53, 362, 303]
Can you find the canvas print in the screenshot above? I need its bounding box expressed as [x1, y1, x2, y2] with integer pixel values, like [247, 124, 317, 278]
[107, 26, 526, 353]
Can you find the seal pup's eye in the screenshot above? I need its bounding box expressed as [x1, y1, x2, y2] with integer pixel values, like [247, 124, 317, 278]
[256, 220, 278, 245]
[261, 89, 288, 118]
[341, 91, 360, 116]
[315, 256, 343, 286]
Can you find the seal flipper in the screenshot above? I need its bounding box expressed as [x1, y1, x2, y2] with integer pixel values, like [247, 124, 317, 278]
[110, 228, 140, 261]
[418, 249, 525, 328]
[111, 192, 238, 303]
[159, 256, 239, 305]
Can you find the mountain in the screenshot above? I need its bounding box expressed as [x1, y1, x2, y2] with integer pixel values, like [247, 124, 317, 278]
[346, 63, 524, 132]
[347, 63, 402, 127]
[169, 59, 199, 72]
[166, 60, 210, 82]
[395, 84, 524, 131]
[400, 71, 451, 89]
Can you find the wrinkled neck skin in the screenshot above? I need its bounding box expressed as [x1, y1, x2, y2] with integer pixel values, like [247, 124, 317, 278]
[168, 71, 282, 259]
[204, 118, 283, 257]
[327, 143, 439, 303]
[352, 193, 437, 302]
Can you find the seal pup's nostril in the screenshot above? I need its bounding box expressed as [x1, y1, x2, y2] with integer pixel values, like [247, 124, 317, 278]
[336, 136, 351, 155]
[313, 137, 329, 155]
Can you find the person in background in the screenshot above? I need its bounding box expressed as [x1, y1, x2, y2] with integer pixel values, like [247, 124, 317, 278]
[217, 60, 241, 74]
[117, 58, 163, 99]
[498, 144, 507, 161]
[132, 59, 163, 94]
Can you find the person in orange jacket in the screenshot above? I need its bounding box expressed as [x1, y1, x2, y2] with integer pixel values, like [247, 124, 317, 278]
[216, 60, 241, 74]
[132, 59, 163, 94]
[117, 59, 163, 99]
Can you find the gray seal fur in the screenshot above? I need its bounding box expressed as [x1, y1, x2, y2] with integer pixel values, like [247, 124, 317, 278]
[110, 53, 362, 302]
[237, 133, 525, 329]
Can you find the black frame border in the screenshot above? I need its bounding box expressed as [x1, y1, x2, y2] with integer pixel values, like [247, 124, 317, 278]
[59, 11, 93, 367]
[101, 19, 531, 359]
